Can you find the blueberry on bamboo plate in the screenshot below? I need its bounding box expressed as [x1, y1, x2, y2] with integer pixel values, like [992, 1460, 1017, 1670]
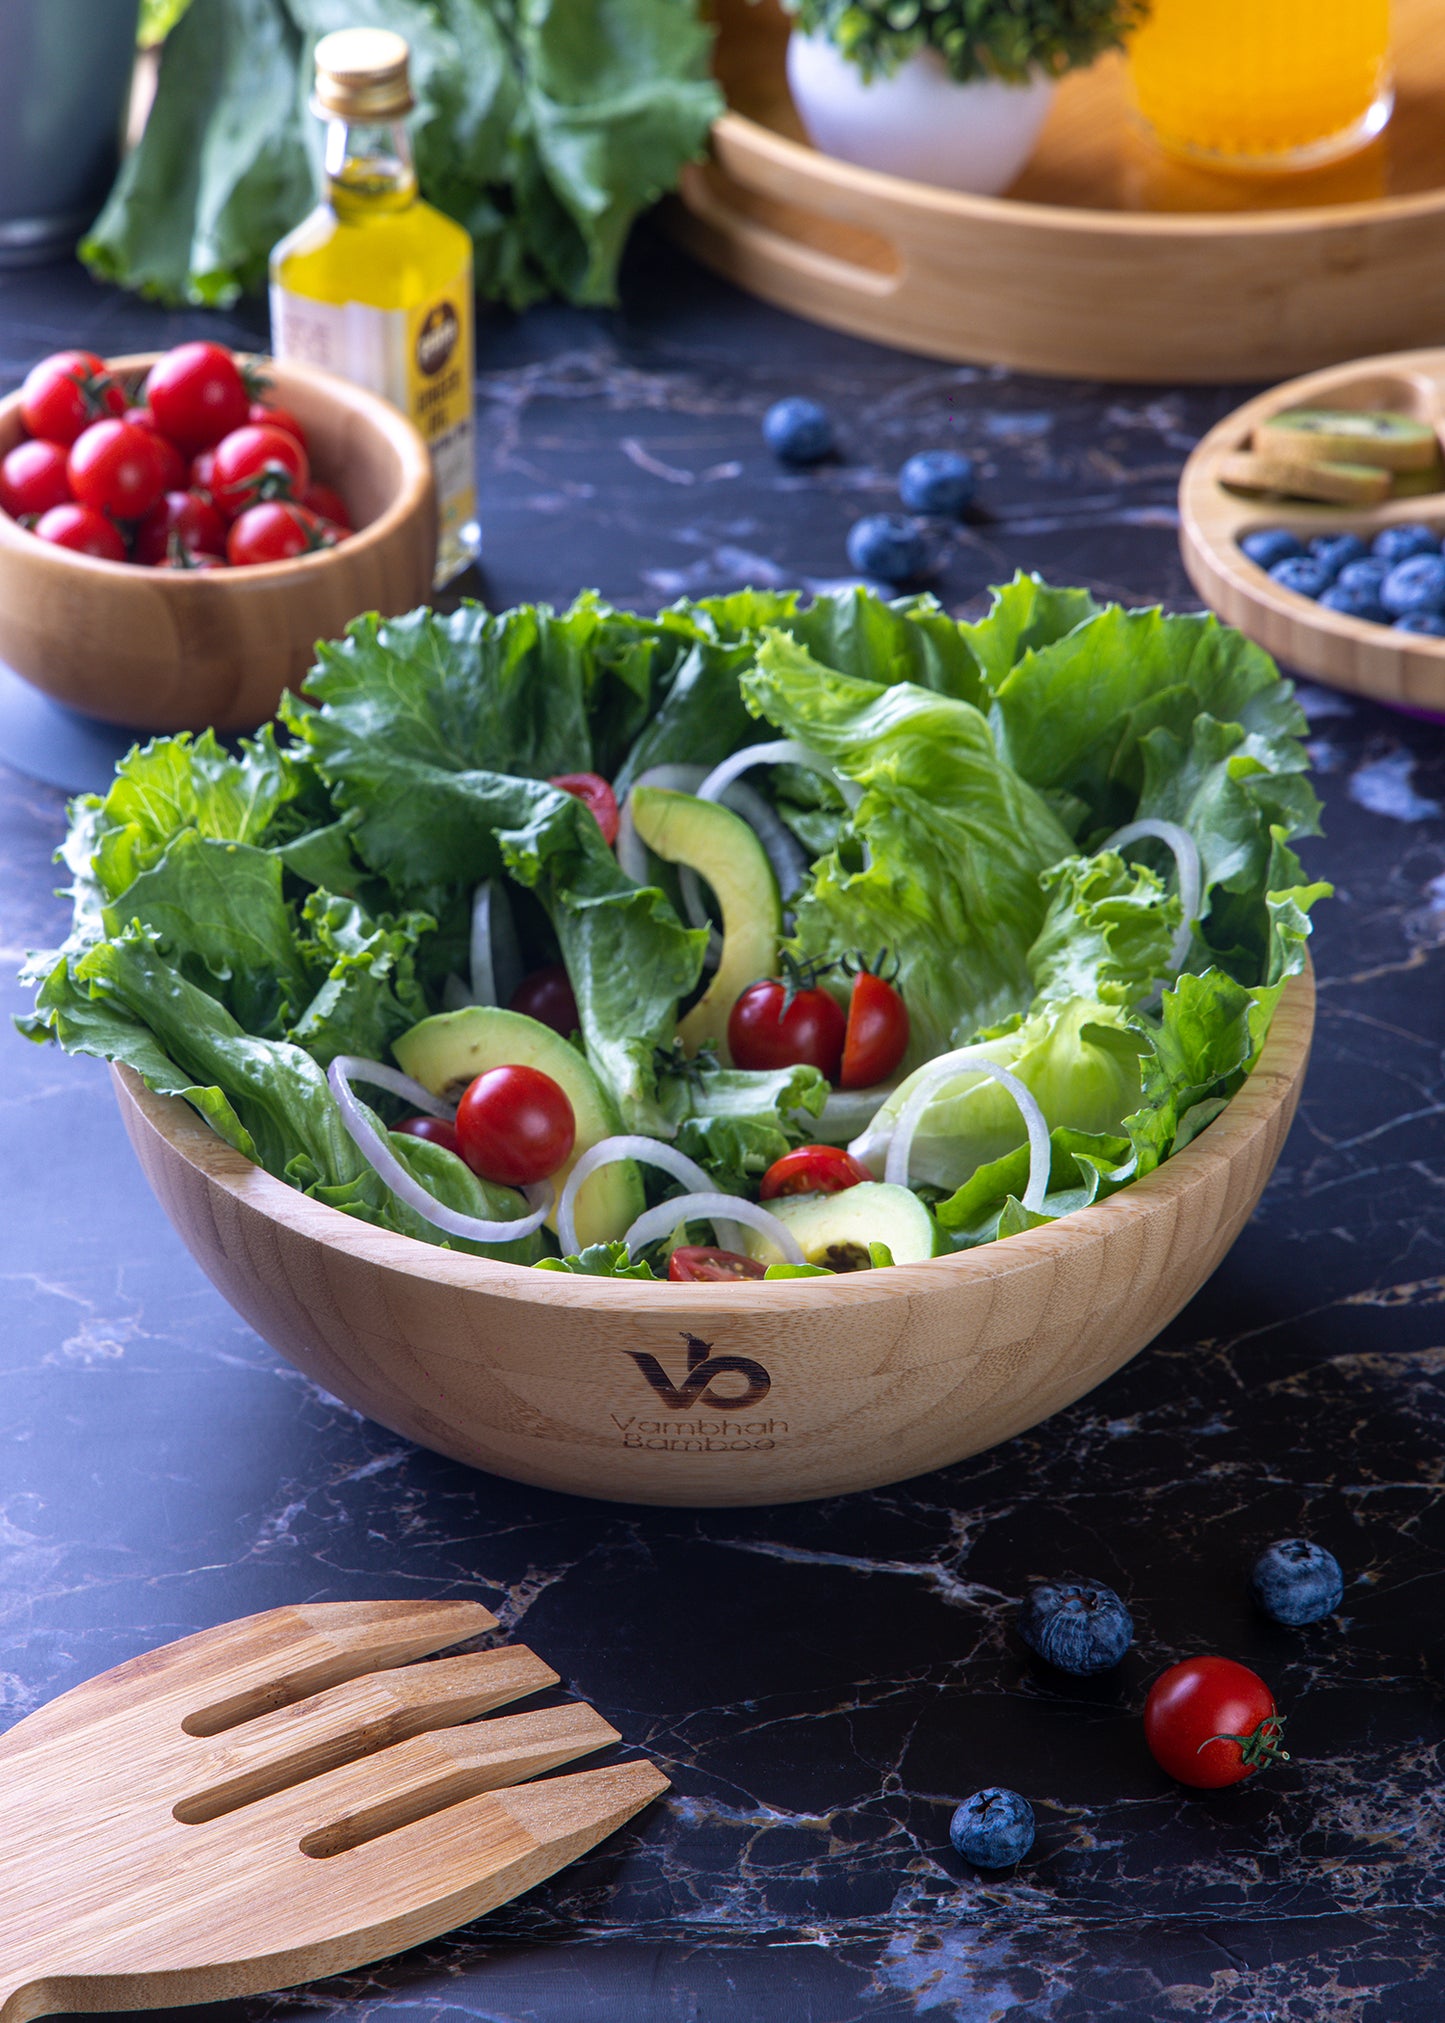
[1336, 556, 1391, 596]
[1017, 1577, 1133, 1674]
[949, 1788, 1035, 1868]
[1395, 611, 1445, 634]
[1250, 1538, 1344, 1625]
[1319, 583, 1389, 623]
[1381, 553, 1445, 616]
[1268, 555, 1332, 599]
[1240, 527, 1304, 569]
[1308, 531, 1368, 576]
[898, 449, 975, 516]
[846, 512, 930, 584]
[763, 396, 833, 465]
[1372, 522, 1441, 564]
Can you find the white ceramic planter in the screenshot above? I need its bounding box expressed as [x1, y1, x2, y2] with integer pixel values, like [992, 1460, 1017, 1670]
[786, 30, 1056, 195]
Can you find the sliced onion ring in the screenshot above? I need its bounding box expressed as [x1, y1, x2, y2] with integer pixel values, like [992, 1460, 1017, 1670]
[867, 1048, 1051, 1215]
[697, 738, 863, 814]
[469, 879, 524, 1009]
[802, 1082, 900, 1145]
[556, 1135, 748, 1258]
[624, 1192, 806, 1267]
[1102, 819, 1201, 973]
[328, 1055, 552, 1243]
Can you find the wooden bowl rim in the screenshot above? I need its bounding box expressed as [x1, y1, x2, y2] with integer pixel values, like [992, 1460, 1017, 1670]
[113, 962, 1314, 1314]
[0, 352, 432, 588]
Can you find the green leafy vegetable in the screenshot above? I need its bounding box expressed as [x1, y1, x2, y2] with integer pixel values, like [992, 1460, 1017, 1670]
[536, 1240, 658, 1278]
[659, 1052, 828, 1191]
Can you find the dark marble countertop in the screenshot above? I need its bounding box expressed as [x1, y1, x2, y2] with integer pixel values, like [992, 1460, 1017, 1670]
[2, 233, 1443, 2023]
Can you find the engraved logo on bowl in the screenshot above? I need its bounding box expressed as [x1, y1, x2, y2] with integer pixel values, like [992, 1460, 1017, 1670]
[615, 1333, 783, 1453]
[416, 301, 459, 377]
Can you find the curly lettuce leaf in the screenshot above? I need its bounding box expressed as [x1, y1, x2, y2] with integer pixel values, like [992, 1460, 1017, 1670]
[536, 1239, 657, 1278]
[1027, 850, 1180, 1010]
[658, 1053, 828, 1193]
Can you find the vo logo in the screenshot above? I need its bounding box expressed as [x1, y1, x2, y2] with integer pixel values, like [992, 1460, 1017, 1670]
[628, 1332, 771, 1411]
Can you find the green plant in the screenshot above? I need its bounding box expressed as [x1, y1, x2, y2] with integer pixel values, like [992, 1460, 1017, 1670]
[783, 0, 1149, 85]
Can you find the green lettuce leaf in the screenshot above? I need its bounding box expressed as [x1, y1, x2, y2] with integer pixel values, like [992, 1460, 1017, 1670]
[536, 1240, 657, 1277]
[659, 1052, 828, 1192]
[1027, 850, 1180, 1009]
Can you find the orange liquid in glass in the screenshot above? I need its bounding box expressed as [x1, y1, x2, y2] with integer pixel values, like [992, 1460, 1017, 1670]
[1128, 0, 1392, 166]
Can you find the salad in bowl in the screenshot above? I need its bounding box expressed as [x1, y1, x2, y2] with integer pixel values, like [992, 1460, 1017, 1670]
[22, 575, 1326, 1285]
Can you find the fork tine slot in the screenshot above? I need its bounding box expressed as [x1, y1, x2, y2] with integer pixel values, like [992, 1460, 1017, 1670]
[175, 1646, 558, 1823]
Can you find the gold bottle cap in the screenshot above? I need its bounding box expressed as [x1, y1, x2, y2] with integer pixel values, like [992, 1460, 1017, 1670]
[313, 28, 414, 122]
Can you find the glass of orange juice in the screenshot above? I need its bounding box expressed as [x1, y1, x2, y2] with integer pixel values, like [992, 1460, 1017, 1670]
[1128, 0, 1393, 169]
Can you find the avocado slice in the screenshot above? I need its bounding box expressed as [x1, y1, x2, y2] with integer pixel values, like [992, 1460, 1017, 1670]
[742, 1181, 942, 1272]
[393, 1006, 642, 1249]
[629, 785, 782, 1062]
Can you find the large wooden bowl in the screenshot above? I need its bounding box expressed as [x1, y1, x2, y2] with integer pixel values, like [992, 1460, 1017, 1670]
[110, 968, 1314, 1508]
[0, 354, 435, 733]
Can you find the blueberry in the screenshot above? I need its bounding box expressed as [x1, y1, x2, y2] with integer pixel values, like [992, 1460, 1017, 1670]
[1268, 555, 1332, 600]
[846, 512, 930, 584]
[1250, 1537, 1344, 1626]
[898, 449, 975, 516]
[1372, 522, 1440, 564]
[1240, 527, 1304, 569]
[1017, 1577, 1133, 1674]
[1309, 532, 1368, 578]
[1382, 553, 1445, 617]
[949, 1788, 1035, 1868]
[1336, 556, 1390, 596]
[1318, 583, 1389, 624]
[1395, 611, 1445, 635]
[762, 396, 833, 465]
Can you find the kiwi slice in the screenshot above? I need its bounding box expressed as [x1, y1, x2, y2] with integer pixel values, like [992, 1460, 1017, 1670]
[1257, 408, 1440, 473]
[1219, 450, 1391, 506]
[1391, 460, 1445, 499]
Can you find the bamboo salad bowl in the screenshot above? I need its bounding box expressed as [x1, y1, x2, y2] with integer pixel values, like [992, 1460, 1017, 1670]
[111, 967, 1314, 1508]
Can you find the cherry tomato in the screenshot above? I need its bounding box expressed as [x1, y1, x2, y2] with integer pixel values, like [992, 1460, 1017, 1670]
[0, 438, 72, 519]
[133, 490, 227, 565]
[143, 341, 249, 453]
[126, 407, 190, 492]
[20, 350, 125, 446]
[67, 419, 166, 522]
[395, 1115, 461, 1155]
[509, 964, 580, 1038]
[210, 423, 309, 517]
[759, 1144, 871, 1201]
[455, 1064, 575, 1186]
[668, 1245, 766, 1282]
[1144, 1657, 1289, 1790]
[33, 502, 126, 561]
[226, 501, 336, 567]
[840, 969, 910, 1090]
[248, 399, 308, 452]
[728, 976, 847, 1080]
[190, 447, 218, 497]
[300, 480, 352, 531]
[548, 771, 619, 847]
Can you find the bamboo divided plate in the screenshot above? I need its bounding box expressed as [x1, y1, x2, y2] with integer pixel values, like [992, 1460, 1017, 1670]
[671, 0, 1445, 382]
[108, 966, 1312, 1510]
[1179, 348, 1445, 711]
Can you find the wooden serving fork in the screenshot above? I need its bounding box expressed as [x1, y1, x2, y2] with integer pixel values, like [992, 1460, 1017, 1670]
[0, 1599, 668, 2022]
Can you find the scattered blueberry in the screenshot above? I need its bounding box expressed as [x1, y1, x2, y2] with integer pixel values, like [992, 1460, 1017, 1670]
[898, 448, 975, 516]
[762, 396, 833, 465]
[846, 512, 930, 584]
[1017, 1577, 1133, 1674]
[1319, 583, 1389, 623]
[1240, 527, 1304, 569]
[1395, 611, 1445, 635]
[1250, 1537, 1344, 1626]
[949, 1788, 1036, 1868]
[1308, 531, 1368, 577]
[1372, 522, 1441, 564]
[1382, 552, 1445, 617]
[1268, 555, 1333, 600]
[1335, 556, 1390, 596]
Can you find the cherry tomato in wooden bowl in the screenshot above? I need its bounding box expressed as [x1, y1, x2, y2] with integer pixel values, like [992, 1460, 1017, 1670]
[759, 1145, 872, 1200]
[211, 423, 309, 518]
[226, 501, 338, 568]
[455, 1064, 575, 1187]
[668, 1245, 767, 1282]
[68, 419, 167, 522]
[840, 968, 909, 1090]
[509, 963, 580, 1038]
[548, 771, 620, 848]
[729, 974, 847, 1081]
[127, 407, 190, 492]
[1144, 1657, 1288, 1789]
[249, 399, 309, 453]
[395, 1115, 461, 1155]
[0, 439, 72, 519]
[134, 491, 228, 566]
[33, 503, 125, 561]
[20, 351, 125, 446]
[144, 341, 250, 453]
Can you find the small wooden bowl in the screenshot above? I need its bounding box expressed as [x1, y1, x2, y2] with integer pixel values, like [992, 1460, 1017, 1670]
[0, 353, 436, 733]
[110, 967, 1313, 1509]
[1179, 347, 1445, 712]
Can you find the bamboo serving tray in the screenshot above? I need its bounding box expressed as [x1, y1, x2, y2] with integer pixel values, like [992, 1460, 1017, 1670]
[1179, 347, 1445, 711]
[671, 0, 1445, 382]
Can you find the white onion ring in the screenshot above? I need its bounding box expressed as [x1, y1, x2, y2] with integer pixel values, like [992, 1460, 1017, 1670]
[697, 738, 863, 813]
[470, 879, 523, 1009]
[556, 1135, 747, 1257]
[864, 1047, 1051, 1214]
[328, 1056, 552, 1243]
[1102, 819, 1201, 972]
[803, 1082, 899, 1144]
[615, 765, 707, 886]
[623, 1192, 806, 1266]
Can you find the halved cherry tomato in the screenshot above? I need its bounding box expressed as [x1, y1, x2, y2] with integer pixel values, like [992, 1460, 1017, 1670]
[548, 771, 619, 847]
[728, 976, 847, 1081]
[395, 1115, 461, 1155]
[509, 964, 580, 1038]
[759, 1144, 871, 1200]
[210, 423, 309, 518]
[68, 418, 166, 522]
[144, 342, 249, 453]
[668, 1245, 766, 1282]
[0, 438, 72, 519]
[127, 407, 190, 492]
[249, 399, 308, 453]
[1144, 1657, 1288, 1790]
[300, 480, 351, 531]
[33, 503, 125, 561]
[134, 490, 227, 566]
[226, 501, 336, 567]
[840, 969, 910, 1090]
[455, 1064, 575, 1186]
[20, 350, 125, 446]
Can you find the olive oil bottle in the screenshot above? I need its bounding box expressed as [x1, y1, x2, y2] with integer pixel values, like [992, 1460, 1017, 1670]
[269, 28, 478, 585]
